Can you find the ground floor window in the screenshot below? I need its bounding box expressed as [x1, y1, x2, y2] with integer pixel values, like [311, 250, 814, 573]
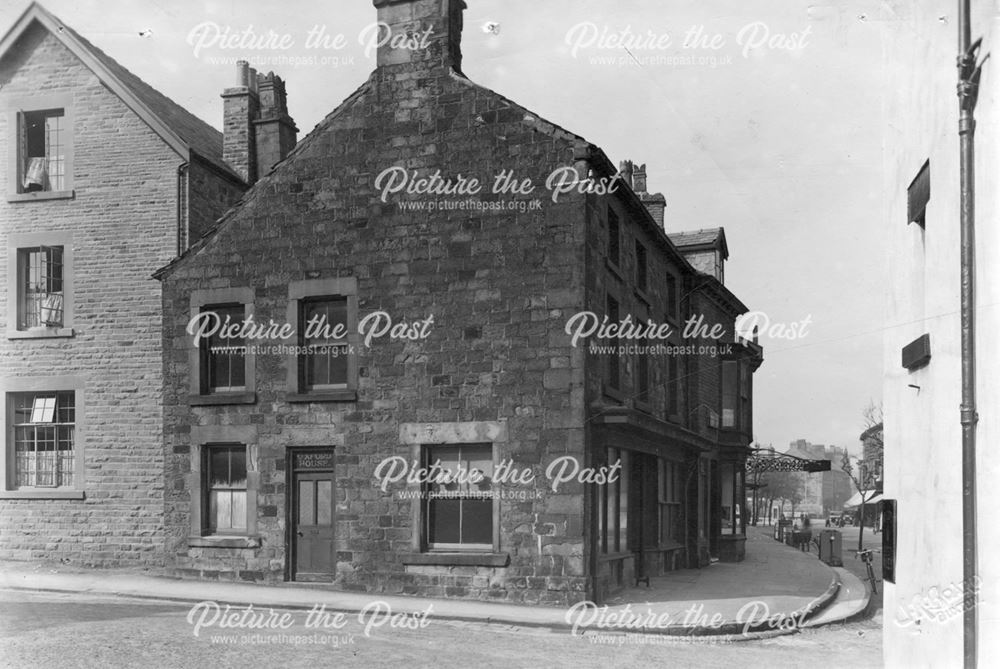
[11, 391, 75, 488]
[601, 447, 630, 553]
[424, 443, 493, 549]
[205, 445, 248, 533]
[658, 459, 683, 545]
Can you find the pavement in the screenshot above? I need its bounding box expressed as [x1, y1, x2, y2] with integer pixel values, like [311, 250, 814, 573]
[0, 525, 869, 641]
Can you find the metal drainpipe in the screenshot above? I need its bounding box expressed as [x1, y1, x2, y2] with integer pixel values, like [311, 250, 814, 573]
[956, 1, 982, 666]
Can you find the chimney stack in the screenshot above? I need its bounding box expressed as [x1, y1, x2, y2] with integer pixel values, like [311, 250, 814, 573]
[372, 0, 466, 72]
[254, 72, 298, 177]
[222, 61, 297, 184]
[624, 160, 667, 229]
[618, 160, 634, 188]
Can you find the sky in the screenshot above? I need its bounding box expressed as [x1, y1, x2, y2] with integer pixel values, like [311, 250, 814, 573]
[0, 0, 893, 455]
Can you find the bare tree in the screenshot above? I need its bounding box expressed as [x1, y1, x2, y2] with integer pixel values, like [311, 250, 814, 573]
[843, 401, 884, 551]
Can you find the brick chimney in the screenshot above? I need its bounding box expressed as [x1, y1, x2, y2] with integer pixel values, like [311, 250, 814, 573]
[254, 72, 298, 177]
[222, 61, 297, 184]
[372, 0, 466, 72]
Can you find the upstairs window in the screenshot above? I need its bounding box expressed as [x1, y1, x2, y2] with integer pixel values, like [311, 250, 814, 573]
[300, 297, 349, 389]
[635, 313, 649, 406]
[201, 304, 247, 393]
[635, 241, 648, 292]
[721, 360, 738, 429]
[908, 160, 930, 228]
[608, 207, 621, 268]
[740, 363, 751, 433]
[17, 246, 63, 329]
[19, 109, 66, 193]
[606, 294, 621, 391]
[667, 354, 679, 418]
[665, 274, 678, 322]
[286, 278, 359, 402]
[11, 391, 75, 488]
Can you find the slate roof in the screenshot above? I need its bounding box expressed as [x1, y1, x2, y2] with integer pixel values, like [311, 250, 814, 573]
[668, 228, 724, 248]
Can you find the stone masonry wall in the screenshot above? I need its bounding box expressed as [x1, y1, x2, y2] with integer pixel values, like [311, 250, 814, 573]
[162, 58, 591, 605]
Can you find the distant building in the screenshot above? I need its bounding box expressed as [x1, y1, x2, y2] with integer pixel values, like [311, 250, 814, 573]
[883, 1, 1000, 665]
[783, 440, 851, 516]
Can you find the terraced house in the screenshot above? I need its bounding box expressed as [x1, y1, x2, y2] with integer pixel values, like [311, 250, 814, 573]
[157, 0, 762, 605]
[0, 3, 293, 565]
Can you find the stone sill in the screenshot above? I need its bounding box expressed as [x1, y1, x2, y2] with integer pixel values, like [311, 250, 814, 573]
[0, 489, 85, 500]
[286, 389, 358, 403]
[605, 258, 623, 281]
[7, 189, 75, 203]
[189, 392, 257, 406]
[401, 552, 509, 567]
[7, 327, 74, 339]
[188, 535, 261, 549]
[597, 551, 634, 563]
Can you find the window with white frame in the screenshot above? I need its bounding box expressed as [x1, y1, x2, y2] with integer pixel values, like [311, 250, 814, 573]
[11, 391, 75, 488]
[424, 443, 493, 549]
[17, 246, 64, 329]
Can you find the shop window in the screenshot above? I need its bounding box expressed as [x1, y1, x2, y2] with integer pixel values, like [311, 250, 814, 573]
[658, 459, 683, 545]
[601, 447, 629, 553]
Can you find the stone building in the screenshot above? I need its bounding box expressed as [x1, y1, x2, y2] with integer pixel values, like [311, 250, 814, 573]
[882, 1, 1000, 665]
[0, 3, 292, 566]
[157, 0, 761, 605]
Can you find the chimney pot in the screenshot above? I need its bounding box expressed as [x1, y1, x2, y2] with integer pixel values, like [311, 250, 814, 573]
[236, 60, 250, 86]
